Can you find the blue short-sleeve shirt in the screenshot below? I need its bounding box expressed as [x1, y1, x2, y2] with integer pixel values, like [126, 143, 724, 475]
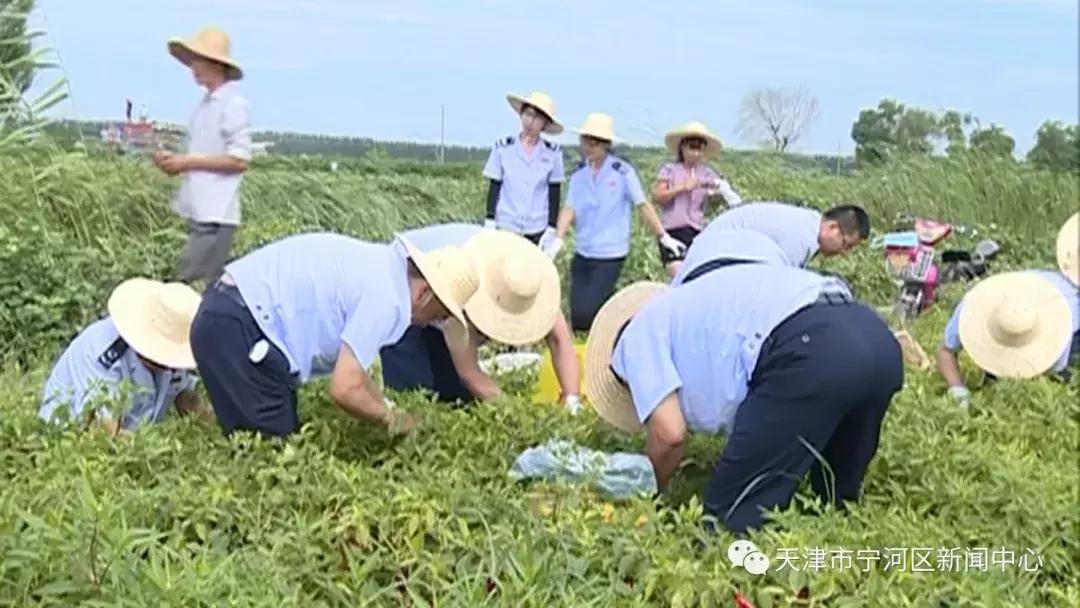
[225, 232, 413, 381]
[482, 136, 565, 234]
[567, 154, 647, 259]
[612, 265, 851, 434]
[701, 201, 822, 268]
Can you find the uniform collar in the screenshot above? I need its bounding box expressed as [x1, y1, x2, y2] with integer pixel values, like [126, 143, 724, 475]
[205, 80, 235, 101]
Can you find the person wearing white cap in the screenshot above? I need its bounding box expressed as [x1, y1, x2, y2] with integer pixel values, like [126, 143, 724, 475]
[652, 121, 743, 279]
[937, 213, 1080, 405]
[483, 91, 566, 251]
[153, 27, 252, 287]
[584, 262, 903, 534]
[40, 278, 210, 434]
[189, 232, 480, 439]
[379, 224, 580, 408]
[551, 112, 686, 331]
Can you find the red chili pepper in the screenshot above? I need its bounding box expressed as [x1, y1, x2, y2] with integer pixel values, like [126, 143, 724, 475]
[734, 592, 756, 608]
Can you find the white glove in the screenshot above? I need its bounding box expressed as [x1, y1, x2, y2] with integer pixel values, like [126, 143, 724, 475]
[564, 394, 582, 414]
[539, 227, 563, 259]
[947, 385, 970, 407]
[658, 232, 687, 257]
[714, 178, 742, 206]
[483, 219, 496, 230]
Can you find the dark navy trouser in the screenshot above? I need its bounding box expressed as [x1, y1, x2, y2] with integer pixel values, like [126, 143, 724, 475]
[379, 325, 473, 404]
[703, 299, 904, 533]
[189, 281, 301, 438]
[570, 254, 626, 332]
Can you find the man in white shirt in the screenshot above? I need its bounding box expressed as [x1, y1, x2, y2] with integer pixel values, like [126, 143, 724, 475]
[153, 27, 252, 287]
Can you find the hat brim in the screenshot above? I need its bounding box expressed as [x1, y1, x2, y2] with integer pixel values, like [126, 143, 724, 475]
[584, 281, 668, 433]
[570, 127, 618, 144]
[1057, 212, 1079, 287]
[957, 272, 1072, 378]
[168, 38, 244, 80]
[107, 278, 200, 369]
[664, 129, 722, 159]
[506, 93, 563, 135]
[461, 231, 561, 345]
[399, 237, 471, 334]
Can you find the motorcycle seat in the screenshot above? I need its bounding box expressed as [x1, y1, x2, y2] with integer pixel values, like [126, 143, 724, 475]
[914, 218, 953, 245]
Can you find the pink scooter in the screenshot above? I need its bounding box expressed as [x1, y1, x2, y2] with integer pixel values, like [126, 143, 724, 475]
[873, 215, 955, 322]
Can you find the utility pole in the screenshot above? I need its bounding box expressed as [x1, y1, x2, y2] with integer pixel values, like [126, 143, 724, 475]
[439, 104, 446, 164]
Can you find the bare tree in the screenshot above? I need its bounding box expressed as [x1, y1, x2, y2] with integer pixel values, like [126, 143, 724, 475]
[735, 86, 821, 152]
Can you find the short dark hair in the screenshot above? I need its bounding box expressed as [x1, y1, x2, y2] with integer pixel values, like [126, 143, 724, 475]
[824, 204, 871, 239]
[406, 258, 423, 281]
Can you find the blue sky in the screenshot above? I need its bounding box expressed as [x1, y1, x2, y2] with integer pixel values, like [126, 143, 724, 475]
[28, 0, 1078, 155]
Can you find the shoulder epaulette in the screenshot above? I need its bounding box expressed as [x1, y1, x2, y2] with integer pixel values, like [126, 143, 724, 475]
[543, 139, 560, 152]
[574, 160, 586, 171]
[496, 135, 515, 148]
[97, 337, 129, 370]
[611, 158, 628, 173]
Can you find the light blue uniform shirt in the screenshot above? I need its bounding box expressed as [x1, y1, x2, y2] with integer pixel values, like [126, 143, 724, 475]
[225, 232, 413, 382]
[40, 317, 197, 429]
[943, 269, 1080, 372]
[612, 264, 851, 434]
[482, 136, 565, 234]
[701, 201, 822, 268]
[567, 154, 648, 259]
[672, 228, 792, 286]
[395, 222, 482, 251]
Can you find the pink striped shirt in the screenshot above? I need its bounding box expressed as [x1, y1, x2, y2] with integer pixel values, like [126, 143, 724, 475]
[655, 162, 721, 231]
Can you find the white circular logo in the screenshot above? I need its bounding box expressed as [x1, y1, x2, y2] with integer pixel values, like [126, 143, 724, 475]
[727, 540, 758, 567]
[743, 551, 771, 576]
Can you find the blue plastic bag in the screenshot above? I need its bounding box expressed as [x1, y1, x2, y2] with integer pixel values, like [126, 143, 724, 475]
[508, 438, 658, 499]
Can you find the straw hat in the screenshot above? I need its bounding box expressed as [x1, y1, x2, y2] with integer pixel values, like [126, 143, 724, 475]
[168, 27, 243, 80]
[664, 121, 723, 159]
[957, 271, 1072, 378]
[584, 281, 668, 433]
[571, 113, 618, 143]
[107, 278, 201, 369]
[506, 91, 563, 134]
[1057, 212, 1078, 287]
[398, 237, 480, 332]
[461, 230, 561, 345]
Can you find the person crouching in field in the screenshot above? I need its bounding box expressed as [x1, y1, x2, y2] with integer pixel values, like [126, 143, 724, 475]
[188, 232, 479, 439]
[584, 266, 904, 534]
[40, 278, 211, 434]
[482, 91, 566, 254]
[153, 27, 252, 288]
[684, 201, 870, 277]
[937, 213, 1080, 407]
[651, 122, 743, 279]
[551, 113, 687, 331]
[379, 223, 583, 409]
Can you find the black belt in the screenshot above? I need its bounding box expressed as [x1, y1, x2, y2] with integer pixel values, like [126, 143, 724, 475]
[681, 257, 760, 284]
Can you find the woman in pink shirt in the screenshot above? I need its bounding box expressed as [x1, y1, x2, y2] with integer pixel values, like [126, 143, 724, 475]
[651, 122, 743, 278]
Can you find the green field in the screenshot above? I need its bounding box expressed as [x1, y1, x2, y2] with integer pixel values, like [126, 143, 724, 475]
[1, 144, 1078, 606]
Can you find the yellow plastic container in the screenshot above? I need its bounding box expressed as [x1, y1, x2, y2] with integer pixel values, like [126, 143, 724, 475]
[534, 340, 587, 404]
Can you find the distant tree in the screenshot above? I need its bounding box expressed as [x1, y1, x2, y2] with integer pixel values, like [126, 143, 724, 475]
[851, 98, 942, 166]
[1026, 120, 1079, 172]
[735, 86, 821, 152]
[968, 124, 1015, 158]
[939, 109, 977, 156]
[0, 0, 36, 98]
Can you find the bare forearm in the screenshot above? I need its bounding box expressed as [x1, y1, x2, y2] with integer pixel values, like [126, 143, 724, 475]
[556, 207, 575, 238]
[936, 346, 966, 388]
[638, 203, 667, 237]
[329, 378, 392, 426]
[647, 442, 684, 490]
[545, 317, 581, 398]
[651, 184, 681, 206]
[463, 372, 503, 401]
[186, 154, 248, 174]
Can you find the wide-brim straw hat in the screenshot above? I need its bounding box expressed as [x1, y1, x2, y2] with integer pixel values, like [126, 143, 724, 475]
[168, 27, 243, 80]
[957, 271, 1072, 379]
[571, 113, 618, 143]
[107, 278, 201, 370]
[506, 91, 563, 135]
[1057, 212, 1079, 287]
[461, 230, 561, 345]
[664, 121, 723, 159]
[584, 281, 668, 433]
[398, 237, 480, 334]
